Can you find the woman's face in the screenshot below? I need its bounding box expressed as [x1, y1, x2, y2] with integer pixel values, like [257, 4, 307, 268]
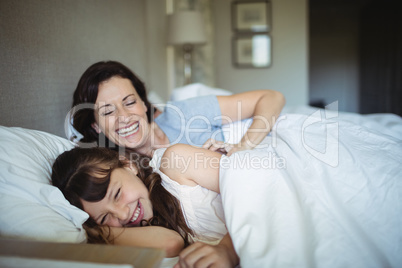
[81, 166, 153, 227]
[92, 76, 149, 149]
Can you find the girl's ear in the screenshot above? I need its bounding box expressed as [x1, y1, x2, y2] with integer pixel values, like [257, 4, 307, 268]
[91, 122, 101, 134]
[126, 163, 139, 175]
[120, 155, 139, 175]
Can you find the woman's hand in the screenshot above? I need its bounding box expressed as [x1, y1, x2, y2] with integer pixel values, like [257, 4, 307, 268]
[202, 139, 233, 155]
[202, 139, 252, 157]
[216, 90, 285, 153]
[174, 241, 238, 268]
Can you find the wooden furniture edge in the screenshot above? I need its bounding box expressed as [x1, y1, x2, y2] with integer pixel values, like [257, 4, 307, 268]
[0, 238, 165, 268]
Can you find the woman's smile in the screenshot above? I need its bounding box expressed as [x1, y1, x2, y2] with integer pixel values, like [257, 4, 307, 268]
[117, 122, 140, 138]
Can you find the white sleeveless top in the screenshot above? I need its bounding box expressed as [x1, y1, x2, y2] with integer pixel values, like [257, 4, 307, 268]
[149, 148, 227, 245]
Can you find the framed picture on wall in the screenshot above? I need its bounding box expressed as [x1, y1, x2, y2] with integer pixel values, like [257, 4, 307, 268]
[232, 34, 271, 68]
[232, 0, 271, 32]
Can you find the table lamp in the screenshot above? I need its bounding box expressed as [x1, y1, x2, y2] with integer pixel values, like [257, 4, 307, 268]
[167, 11, 207, 85]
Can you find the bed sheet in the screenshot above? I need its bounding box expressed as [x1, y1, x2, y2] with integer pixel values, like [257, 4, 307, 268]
[219, 112, 402, 267]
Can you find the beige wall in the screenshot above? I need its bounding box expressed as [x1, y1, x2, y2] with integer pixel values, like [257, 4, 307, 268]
[0, 0, 309, 138]
[212, 0, 309, 106]
[0, 0, 168, 137]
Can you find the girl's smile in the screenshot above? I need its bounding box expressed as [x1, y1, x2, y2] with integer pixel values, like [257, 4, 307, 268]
[81, 166, 153, 228]
[125, 201, 144, 226]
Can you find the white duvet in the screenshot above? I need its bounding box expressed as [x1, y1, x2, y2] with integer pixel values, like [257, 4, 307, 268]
[219, 110, 402, 267]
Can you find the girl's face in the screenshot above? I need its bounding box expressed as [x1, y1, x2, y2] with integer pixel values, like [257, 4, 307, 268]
[81, 165, 153, 227]
[92, 76, 150, 149]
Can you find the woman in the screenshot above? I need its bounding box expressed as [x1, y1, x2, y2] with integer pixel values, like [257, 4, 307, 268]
[52, 145, 239, 267]
[71, 61, 285, 157]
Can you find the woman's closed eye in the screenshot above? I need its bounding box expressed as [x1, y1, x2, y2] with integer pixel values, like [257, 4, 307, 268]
[125, 99, 137, 107]
[99, 105, 116, 117]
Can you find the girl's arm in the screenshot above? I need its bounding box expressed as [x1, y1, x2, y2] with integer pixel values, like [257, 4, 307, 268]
[160, 144, 222, 193]
[107, 226, 185, 257]
[174, 233, 239, 268]
[161, 144, 239, 267]
[204, 89, 285, 156]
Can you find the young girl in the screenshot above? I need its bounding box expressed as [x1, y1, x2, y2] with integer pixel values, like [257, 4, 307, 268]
[71, 61, 285, 157]
[52, 144, 239, 267]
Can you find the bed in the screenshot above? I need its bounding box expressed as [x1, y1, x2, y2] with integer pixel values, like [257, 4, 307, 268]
[1, 84, 401, 267]
[220, 112, 402, 267]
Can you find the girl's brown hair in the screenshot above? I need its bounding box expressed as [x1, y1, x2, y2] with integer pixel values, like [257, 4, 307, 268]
[51, 147, 192, 245]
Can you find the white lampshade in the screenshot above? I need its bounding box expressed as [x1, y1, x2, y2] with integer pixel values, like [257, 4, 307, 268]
[167, 11, 207, 45]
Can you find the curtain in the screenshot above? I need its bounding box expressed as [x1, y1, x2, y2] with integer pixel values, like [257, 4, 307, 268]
[359, 0, 402, 116]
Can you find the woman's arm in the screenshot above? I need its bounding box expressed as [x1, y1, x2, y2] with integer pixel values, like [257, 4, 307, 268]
[205, 90, 285, 156]
[107, 226, 185, 257]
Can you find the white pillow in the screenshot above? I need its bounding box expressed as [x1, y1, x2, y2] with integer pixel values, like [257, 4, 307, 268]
[170, 83, 232, 101]
[0, 126, 88, 243]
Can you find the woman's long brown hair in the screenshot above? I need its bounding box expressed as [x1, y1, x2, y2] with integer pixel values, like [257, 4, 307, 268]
[51, 147, 193, 246]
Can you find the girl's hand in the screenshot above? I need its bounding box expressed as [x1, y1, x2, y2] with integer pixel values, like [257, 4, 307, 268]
[174, 242, 237, 268]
